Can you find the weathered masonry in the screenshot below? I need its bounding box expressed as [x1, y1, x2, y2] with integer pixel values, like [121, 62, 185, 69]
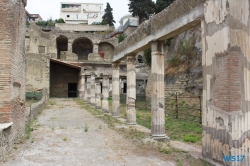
[112, 0, 250, 165]
[0, 0, 27, 159]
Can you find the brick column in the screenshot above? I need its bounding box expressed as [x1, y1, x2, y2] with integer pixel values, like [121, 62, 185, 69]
[151, 41, 166, 138]
[79, 67, 85, 100]
[112, 62, 120, 117]
[95, 82, 101, 109]
[86, 76, 91, 103]
[102, 75, 109, 113]
[90, 73, 96, 105]
[126, 55, 136, 125]
[202, 1, 250, 165]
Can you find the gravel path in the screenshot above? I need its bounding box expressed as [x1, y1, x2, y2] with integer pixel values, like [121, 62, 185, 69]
[2, 99, 175, 166]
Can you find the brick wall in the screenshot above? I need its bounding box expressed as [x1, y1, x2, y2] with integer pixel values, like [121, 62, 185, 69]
[0, 0, 26, 160]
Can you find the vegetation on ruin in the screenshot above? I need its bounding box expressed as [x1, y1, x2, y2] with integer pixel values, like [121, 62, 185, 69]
[143, 48, 151, 66]
[102, 3, 116, 26]
[35, 18, 65, 27]
[115, 34, 126, 43]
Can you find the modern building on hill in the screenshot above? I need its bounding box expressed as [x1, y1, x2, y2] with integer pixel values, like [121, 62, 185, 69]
[60, 2, 104, 25]
[26, 10, 43, 22]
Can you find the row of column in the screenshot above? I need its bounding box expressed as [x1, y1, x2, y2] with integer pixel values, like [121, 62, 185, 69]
[79, 41, 165, 138]
[111, 41, 166, 138]
[80, 71, 110, 113]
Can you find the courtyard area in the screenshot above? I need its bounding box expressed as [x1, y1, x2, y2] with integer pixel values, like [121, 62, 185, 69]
[1, 99, 207, 166]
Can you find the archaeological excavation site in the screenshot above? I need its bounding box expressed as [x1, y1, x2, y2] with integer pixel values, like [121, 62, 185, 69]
[0, 0, 249, 165]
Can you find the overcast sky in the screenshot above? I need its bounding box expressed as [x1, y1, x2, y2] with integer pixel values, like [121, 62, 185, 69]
[26, 0, 156, 27]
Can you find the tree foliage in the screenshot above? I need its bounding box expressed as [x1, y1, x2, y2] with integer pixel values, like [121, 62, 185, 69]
[143, 48, 151, 66]
[128, 0, 155, 24]
[35, 17, 65, 27]
[155, 0, 175, 13]
[102, 3, 116, 26]
[115, 34, 126, 43]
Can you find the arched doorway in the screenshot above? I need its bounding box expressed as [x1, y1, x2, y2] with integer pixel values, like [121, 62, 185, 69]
[72, 37, 93, 60]
[56, 35, 68, 59]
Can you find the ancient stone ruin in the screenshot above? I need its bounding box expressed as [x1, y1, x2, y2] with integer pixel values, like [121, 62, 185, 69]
[0, 0, 249, 165]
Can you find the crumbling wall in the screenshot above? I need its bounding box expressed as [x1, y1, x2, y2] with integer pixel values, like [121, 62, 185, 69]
[26, 53, 50, 92]
[0, 0, 26, 160]
[25, 88, 48, 121]
[202, 0, 250, 165]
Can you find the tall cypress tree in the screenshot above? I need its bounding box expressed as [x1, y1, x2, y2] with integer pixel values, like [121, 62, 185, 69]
[128, 0, 155, 24]
[155, 0, 175, 14]
[102, 3, 116, 26]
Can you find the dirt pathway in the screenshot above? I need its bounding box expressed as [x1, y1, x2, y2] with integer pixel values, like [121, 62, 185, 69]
[2, 99, 176, 166]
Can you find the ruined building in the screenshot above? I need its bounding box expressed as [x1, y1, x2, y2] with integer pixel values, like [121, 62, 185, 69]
[0, 0, 27, 160]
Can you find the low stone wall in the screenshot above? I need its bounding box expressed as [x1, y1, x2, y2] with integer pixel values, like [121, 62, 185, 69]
[0, 88, 48, 161]
[25, 88, 49, 121]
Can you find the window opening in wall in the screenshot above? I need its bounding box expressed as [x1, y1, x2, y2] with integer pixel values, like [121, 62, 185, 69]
[123, 83, 127, 93]
[68, 83, 77, 97]
[137, 55, 143, 63]
[67, 15, 70, 18]
[76, 14, 78, 19]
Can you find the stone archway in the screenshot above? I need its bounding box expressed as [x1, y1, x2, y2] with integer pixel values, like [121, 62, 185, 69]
[56, 35, 68, 59]
[72, 37, 93, 60]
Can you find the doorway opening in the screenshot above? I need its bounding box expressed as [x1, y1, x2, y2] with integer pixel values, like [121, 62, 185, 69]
[123, 83, 127, 93]
[68, 83, 77, 97]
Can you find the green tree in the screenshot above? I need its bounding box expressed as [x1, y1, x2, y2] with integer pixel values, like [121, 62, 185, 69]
[102, 3, 116, 26]
[55, 18, 65, 23]
[143, 48, 151, 66]
[155, 0, 175, 14]
[128, 0, 155, 24]
[115, 34, 126, 43]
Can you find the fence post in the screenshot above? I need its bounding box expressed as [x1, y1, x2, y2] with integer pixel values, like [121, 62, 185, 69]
[199, 96, 202, 124]
[176, 93, 178, 119]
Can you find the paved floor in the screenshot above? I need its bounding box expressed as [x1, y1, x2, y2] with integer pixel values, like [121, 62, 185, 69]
[2, 99, 175, 166]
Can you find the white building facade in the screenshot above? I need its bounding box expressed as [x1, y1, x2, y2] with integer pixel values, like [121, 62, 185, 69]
[60, 2, 104, 25]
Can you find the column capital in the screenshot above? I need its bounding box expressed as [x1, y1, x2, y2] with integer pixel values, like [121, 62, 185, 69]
[127, 55, 136, 64]
[112, 62, 120, 70]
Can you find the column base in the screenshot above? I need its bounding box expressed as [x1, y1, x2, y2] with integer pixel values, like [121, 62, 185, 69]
[152, 135, 170, 142]
[126, 122, 137, 125]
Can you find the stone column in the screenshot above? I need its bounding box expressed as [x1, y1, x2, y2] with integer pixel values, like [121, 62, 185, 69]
[68, 39, 72, 53]
[151, 41, 166, 138]
[79, 67, 85, 100]
[202, 1, 250, 165]
[86, 76, 91, 103]
[90, 72, 96, 105]
[102, 75, 109, 113]
[93, 43, 98, 53]
[126, 55, 137, 125]
[112, 62, 120, 117]
[95, 82, 101, 109]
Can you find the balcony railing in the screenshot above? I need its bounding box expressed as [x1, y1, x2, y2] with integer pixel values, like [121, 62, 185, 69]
[61, 7, 81, 12]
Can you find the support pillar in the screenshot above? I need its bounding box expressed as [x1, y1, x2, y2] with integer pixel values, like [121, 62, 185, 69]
[68, 39, 72, 53]
[151, 41, 166, 138]
[90, 72, 96, 105]
[95, 82, 101, 109]
[202, 1, 250, 165]
[86, 76, 91, 103]
[102, 75, 109, 113]
[79, 67, 85, 100]
[126, 55, 136, 125]
[112, 62, 120, 117]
